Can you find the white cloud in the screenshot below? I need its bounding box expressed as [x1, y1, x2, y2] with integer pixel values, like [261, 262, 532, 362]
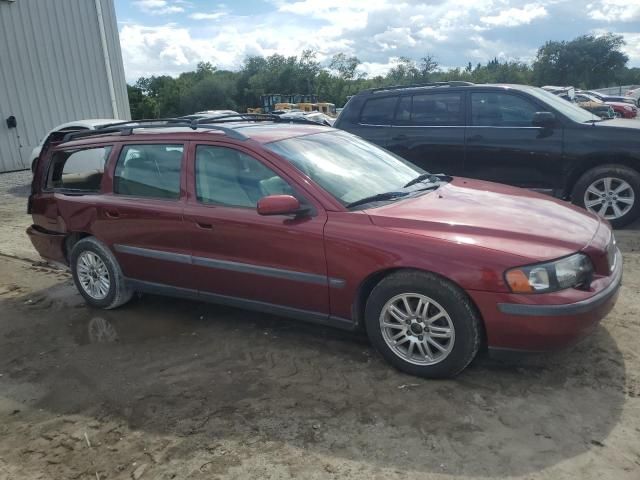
[587, 1, 640, 22]
[119, 19, 331, 81]
[620, 32, 640, 63]
[134, 0, 184, 15]
[190, 12, 227, 20]
[118, 0, 640, 81]
[481, 3, 548, 27]
[373, 27, 418, 52]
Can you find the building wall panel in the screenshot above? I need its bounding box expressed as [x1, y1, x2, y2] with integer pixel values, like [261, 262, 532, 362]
[0, 0, 130, 172]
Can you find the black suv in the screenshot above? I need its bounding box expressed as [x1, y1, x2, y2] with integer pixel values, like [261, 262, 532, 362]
[334, 82, 640, 227]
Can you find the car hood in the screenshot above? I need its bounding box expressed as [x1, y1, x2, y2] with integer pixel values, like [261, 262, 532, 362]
[595, 118, 640, 130]
[366, 178, 601, 262]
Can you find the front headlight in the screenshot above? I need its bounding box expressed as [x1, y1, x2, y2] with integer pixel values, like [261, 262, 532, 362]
[505, 253, 594, 294]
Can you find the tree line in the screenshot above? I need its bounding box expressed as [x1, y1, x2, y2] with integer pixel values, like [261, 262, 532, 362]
[127, 33, 640, 119]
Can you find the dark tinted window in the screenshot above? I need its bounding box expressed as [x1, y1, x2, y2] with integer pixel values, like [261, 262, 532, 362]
[195, 146, 294, 208]
[47, 146, 112, 191]
[411, 93, 463, 126]
[114, 144, 183, 199]
[471, 92, 538, 127]
[359, 96, 397, 124]
[396, 96, 412, 123]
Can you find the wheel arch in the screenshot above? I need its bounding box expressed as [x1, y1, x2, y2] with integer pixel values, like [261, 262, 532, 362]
[352, 266, 487, 347]
[64, 231, 92, 262]
[565, 155, 640, 199]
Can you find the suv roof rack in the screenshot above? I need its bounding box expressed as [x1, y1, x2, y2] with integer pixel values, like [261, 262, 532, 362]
[62, 114, 325, 143]
[369, 81, 474, 94]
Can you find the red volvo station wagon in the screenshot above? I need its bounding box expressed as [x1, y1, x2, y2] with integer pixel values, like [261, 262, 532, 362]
[27, 118, 622, 378]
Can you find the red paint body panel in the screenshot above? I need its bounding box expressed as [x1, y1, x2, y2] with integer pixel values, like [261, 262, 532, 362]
[27, 125, 622, 354]
[368, 178, 602, 262]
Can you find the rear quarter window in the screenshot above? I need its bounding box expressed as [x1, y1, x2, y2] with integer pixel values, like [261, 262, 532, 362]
[359, 96, 398, 125]
[47, 146, 112, 192]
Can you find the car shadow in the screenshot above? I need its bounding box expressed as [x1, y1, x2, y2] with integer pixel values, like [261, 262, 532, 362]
[0, 279, 628, 478]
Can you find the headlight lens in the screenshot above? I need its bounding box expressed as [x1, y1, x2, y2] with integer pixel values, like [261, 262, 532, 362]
[505, 253, 594, 294]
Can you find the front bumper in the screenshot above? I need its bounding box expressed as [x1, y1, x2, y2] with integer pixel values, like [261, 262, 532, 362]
[468, 250, 622, 352]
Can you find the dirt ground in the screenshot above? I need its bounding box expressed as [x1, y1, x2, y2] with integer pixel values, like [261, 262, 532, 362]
[1, 171, 640, 480]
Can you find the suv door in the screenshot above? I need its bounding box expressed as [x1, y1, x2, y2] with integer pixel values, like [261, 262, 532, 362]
[183, 142, 330, 315]
[464, 91, 564, 191]
[348, 95, 398, 149]
[386, 92, 466, 176]
[91, 142, 193, 288]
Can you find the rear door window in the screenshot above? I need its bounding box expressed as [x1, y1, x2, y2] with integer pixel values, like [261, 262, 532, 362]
[410, 93, 463, 126]
[114, 144, 183, 199]
[359, 96, 398, 125]
[47, 146, 112, 192]
[471, 92, 538, 127]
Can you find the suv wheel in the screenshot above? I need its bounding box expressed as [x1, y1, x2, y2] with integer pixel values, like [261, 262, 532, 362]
[572, 165, 640, 228]
[365, 271, 481, 379]
[70, 237, 133, 309]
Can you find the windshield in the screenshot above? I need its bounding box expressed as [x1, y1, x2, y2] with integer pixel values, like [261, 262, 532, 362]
[265, 131, 429, 206]
[525, 87, 600, 122]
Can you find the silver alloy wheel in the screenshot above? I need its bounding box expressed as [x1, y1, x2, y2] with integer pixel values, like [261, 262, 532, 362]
[584, 177, 635, 221]
[76, 251, 110, 300]
[379, 293, 455, 366]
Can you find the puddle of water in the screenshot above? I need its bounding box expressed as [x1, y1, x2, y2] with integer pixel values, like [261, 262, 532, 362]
[71, 296, 205, 345]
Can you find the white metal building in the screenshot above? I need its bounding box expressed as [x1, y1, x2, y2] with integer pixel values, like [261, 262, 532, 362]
[0, 0, 130, 172]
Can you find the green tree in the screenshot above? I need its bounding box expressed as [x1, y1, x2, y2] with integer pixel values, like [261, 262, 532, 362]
[533, 34, 629, 87]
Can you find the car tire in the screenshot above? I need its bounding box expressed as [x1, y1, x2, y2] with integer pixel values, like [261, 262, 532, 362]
[70, 237, 133, 309]
[364, 270, 481, 379]
[571, 165, 640, 228]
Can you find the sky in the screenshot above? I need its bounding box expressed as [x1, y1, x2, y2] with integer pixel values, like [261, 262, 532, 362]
[114, 0, 640, 82]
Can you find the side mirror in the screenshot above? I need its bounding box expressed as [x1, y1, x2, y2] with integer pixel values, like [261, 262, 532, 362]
[532, 111, 556, 128]
[257, 195, 308, 216]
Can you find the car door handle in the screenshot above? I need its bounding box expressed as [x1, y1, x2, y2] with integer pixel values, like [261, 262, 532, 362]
[391, 134, 408, 141]
[196, 222, 213, 230]
[105, 210, 120, 219]
[467, 134, 484, 142]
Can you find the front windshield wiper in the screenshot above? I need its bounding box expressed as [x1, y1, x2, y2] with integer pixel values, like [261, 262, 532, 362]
[403, 172, 451, 188]
[346, 191, 409, 209]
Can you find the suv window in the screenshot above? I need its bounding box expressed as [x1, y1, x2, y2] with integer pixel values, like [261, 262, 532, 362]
[47, 146, 112, 192]
[471, 92, 538, 127]
[411, 93, 463, 126]
[359, 96, 397, 125]
[114, 144, 183, 199]
[195, 146, 295, 208]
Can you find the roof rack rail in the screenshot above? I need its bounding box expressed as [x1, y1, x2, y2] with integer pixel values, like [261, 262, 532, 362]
[193, 113, 324, 126]
[370, 81, 474, 93]
[62, 118, 248, 142]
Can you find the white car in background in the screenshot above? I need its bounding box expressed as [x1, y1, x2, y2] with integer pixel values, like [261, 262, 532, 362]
[625, 87, 640, 107]
[30, 119, 123, 172]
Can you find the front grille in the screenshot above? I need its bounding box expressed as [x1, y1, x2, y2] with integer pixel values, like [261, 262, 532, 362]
[606, 235, 617, 273]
